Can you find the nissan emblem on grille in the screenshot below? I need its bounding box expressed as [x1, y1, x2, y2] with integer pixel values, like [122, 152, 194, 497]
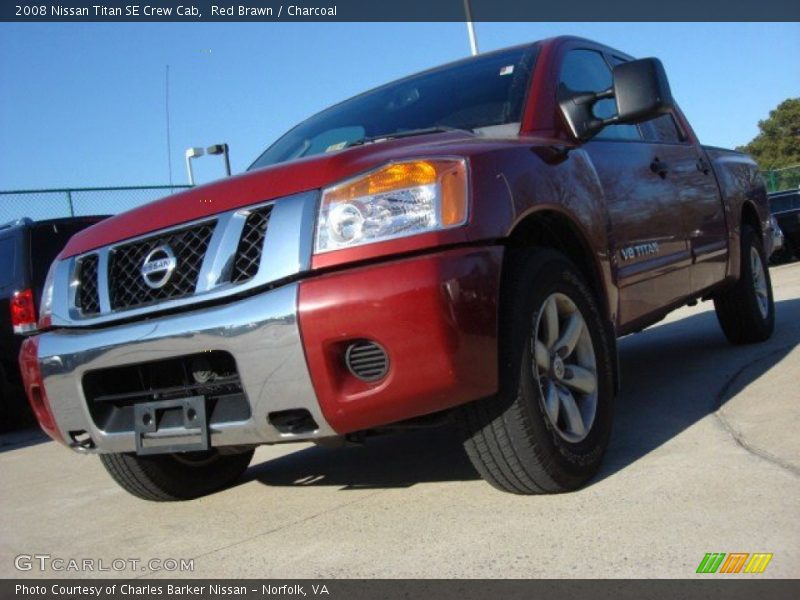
[141, 245, 177, 289]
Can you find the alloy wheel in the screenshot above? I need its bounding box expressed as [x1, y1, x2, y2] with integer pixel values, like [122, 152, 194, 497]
[750, 246, 769, 319]
[532, 293, 598, 443]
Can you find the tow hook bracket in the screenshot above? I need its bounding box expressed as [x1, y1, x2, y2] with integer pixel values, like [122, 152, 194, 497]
[134, 395, 209, 455]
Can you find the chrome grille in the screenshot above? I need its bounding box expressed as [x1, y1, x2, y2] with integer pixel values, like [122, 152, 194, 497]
[77, 254, 100, 315]
[231, 206, 273, 283]
[108, 221, 215, 310]
[59, 191, 316, 326]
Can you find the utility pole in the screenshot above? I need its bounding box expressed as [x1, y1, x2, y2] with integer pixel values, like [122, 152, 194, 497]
[165, 65, 174, 186]
[464, 0, 479, 56]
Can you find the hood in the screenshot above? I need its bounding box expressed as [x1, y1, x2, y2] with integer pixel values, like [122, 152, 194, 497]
[60, 130, 514, 258]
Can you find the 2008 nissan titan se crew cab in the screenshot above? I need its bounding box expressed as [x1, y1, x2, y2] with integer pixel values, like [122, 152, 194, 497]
[20, 37, 775, 500]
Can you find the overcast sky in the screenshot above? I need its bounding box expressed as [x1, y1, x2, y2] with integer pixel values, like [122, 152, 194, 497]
[1, 22, 798, 190]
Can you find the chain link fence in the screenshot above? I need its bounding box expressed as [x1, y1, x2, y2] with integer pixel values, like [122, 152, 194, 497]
[0, 185, 193, 224]
[3, 168, 799, 224]
[762, 165, 800, 193]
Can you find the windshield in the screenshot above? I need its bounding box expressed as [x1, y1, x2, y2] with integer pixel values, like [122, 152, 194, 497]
[249, 44, 539, 170]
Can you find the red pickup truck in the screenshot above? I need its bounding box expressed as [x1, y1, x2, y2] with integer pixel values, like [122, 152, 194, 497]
[19, 36, 775, 500]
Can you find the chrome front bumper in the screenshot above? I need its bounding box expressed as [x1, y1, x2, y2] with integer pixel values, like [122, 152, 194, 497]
[36, 282, 337, 453]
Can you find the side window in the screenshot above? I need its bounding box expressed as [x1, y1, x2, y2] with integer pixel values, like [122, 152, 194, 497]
[30, 224, 71, 288]
[639, 114, 682, 144]
[608, 55, 683, 144]
[560, 49, 613, 93]
[0, 237, 17, 289]
[559, 49, 640, 142]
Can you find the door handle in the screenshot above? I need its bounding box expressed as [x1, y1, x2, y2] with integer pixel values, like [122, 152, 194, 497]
[650, 157, 669, 179]
[696, 157, 710, 175]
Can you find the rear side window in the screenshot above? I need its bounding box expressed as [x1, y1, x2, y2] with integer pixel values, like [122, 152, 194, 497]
[0, 236, 17, 288]
[558, 49, 640, 142]
[639, 114, 682, 144]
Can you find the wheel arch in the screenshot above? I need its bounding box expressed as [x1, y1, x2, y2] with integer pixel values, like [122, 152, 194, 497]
[729, 200, 765, 282]
[505, 208, 610, 320]
[503, 208, 619, 394]
[741, 201, 762, 240]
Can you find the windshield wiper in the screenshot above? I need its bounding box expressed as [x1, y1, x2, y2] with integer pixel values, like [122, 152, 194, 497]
[347, 126, 474, 148]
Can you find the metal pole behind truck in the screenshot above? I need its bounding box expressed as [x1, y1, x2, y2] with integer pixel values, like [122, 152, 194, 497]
[206, 144, 232, 177]
[184, 147, 204, 185]
[464, 0, 478, 56]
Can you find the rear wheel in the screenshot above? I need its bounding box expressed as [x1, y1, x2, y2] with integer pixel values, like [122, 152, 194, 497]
[100, 448, 254, 501]
[770, 238, 796, 265]
[459, 248, 616, 494]
[0, 364, 33, 433]
[714, 225, 775, 344]
[0, 366, 7, 433]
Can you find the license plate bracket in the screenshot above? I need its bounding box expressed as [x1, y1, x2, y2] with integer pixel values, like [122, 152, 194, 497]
[134, 395, 209, 455]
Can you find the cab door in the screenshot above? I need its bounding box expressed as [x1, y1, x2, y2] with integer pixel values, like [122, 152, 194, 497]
[637, 116, 729, 293]
[559, 49, 691, 328]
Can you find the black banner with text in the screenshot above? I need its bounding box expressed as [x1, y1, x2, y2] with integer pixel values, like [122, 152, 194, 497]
[4, 579, 800, 600]
[2, 0, 800, 22]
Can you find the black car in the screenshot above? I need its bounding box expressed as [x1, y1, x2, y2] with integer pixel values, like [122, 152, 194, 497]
[1, 216, 107, 430]
[770, 189, 800, 263]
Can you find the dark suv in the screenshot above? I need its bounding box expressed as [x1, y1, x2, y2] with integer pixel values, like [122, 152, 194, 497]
[1, 216, 107, 430]
[770, 189, 800, 263]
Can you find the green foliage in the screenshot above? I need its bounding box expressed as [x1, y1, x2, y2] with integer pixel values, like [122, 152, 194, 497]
[737, 98, 800, 170]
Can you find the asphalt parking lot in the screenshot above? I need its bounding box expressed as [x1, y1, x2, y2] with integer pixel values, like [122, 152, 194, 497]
[1, 263, 798, 579]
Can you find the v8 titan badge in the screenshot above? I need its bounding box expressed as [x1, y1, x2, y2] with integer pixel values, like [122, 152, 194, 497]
[620, 242, 660, 261]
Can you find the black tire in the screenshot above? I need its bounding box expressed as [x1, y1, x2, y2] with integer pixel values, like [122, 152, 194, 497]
[0, 397, 7, 435]
[0, 365, 8, 433]
[0, 364, 33, 433]
[100, 448, 255, 501]
[714, 225, 775, 345]
[458, 248, 616, 494]
[770, 238, 796, 265]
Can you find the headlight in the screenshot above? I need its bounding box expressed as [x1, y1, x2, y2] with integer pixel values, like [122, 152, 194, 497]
[37, 260, 58, 330]
[315, 158, 468, 253]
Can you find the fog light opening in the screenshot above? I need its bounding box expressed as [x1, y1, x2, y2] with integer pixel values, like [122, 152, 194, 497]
[344, 340, 389, 382]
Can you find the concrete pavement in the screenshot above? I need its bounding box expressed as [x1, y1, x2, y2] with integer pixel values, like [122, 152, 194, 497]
[1, 263, 798, 579]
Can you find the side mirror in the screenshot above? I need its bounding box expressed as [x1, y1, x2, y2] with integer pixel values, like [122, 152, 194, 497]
[613, 58, 674, 124]
[558, 57, 675, 142]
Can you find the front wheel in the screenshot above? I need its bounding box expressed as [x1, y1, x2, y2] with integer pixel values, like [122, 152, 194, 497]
[459, 248, 616, 494]
[714, 225, 775, 344]
[100, 448, 255, 501]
